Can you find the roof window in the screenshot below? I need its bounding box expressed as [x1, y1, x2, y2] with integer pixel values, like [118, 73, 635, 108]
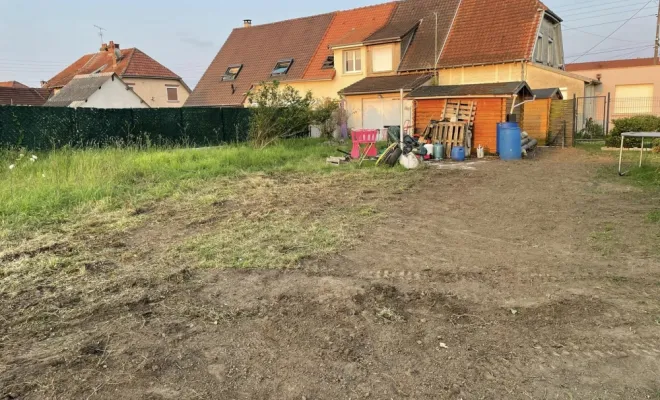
[321, 55, 334, 69]
[271, 59, 293, 76]
[222, 64, 243, 81]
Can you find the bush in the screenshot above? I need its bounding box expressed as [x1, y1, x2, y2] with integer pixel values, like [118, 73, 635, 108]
[576, 118, 604, 139]
[605, 115, 660, 148]
[311, 98, 340, 139]
[247, 81, 314, 148]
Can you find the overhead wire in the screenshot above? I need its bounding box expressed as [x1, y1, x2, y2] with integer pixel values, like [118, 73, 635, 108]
[569, 0, 656, 62]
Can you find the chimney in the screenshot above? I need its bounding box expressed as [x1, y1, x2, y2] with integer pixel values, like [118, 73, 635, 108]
[108, 41, 120, 67]
[100, 42, 109, 52]
[243, 19, 252, 28]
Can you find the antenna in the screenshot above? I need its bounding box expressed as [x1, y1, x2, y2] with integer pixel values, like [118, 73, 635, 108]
[93, 25, 106, 44]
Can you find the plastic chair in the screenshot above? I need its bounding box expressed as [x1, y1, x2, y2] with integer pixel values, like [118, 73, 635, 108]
[351, 129, 379, 161]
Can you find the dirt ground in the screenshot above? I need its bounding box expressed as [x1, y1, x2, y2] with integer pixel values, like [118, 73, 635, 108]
[2, 148, 660, 399]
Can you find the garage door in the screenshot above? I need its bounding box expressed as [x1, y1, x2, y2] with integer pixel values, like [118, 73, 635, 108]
[362, 98, 412, 139]
[615, 84, 654, 114]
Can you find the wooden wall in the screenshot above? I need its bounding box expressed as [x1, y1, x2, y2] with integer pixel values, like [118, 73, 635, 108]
[521, 99, 551, 144]
[415, 98, 506, 153]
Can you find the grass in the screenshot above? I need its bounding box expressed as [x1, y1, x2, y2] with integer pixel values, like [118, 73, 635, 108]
[0, 139, 398, 236]
[576, 142, 660, 188]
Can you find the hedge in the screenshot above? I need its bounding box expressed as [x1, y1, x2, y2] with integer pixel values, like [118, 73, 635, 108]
[605, 115, 660, 148]
[0, 106, 251, 150]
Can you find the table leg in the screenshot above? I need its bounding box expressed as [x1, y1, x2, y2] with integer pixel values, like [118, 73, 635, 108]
[640, 137, 644, 168]
[618, 135, 624, 176]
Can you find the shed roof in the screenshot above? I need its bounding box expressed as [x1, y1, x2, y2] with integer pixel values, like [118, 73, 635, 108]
[341, 74, 433, 95]
[533, 88, 563, 99]
[45, 73, 118, 107]
[0, 87, 51, 106]
[407, 81, 533, 98]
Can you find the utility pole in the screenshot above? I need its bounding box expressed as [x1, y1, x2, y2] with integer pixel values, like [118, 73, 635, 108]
[655, 1, 660, 64]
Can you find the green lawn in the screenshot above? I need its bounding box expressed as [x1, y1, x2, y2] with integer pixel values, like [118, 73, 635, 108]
[576, 141, 660, 188]
[0, 139, 398, 236]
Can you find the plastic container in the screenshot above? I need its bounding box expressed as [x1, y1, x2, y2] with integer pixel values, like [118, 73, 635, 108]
[499, 123, 522, 161]
[451, 146, 466, 162]
[423, 144, 434, 157]
[433, 143, 444, 160]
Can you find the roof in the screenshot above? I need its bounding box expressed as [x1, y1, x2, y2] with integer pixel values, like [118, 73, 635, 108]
[45, 73, 118, 107]
[341, 73, 433, 95]
[533, 88, 563, 99]
[44, 45, 184, 89]
[407, 81, 533, 98]
[186, 13, 334, 107]
[438, 0, 544, 68]
[367, 0, 461, 71]
[304, 3, 397, 81]
[566, 57, 658, 72]
[0, 87, 50, 106]
[0, 81, 30, 89]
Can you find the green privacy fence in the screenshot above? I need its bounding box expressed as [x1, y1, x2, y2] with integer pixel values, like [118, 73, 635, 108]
[0, 106, 252, 150]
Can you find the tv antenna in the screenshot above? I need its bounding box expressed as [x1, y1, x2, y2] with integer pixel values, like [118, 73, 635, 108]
[93, 25, 107, 44]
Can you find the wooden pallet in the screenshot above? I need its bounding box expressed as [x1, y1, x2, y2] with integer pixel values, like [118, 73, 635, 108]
[431, 122, 466, 158]
[442, 101, 475, 154]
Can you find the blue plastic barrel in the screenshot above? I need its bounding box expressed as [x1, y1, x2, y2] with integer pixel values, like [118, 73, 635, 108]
[496, 123, 502, 154]
[451, 146, 466, 162]
[499, 123, 522, 161]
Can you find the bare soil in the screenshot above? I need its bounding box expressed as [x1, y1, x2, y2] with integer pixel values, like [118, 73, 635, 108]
[2, 148, 660, 399]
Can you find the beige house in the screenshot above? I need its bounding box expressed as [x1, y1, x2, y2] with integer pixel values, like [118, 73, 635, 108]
[44, 41, 191, 108]
[567, 58, 660, 120]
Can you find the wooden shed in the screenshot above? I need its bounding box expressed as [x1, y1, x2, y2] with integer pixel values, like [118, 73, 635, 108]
[521, 88, 564, 144]
[408, 82, 534, 154]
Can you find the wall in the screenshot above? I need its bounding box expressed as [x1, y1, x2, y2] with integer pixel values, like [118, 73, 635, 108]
[414, 98, 506, 153]
[75, 77, 147, 109]
[566, 64, 660, 121]
[122, 78, 190, 108]
[366, 43, 401, 77]
[438, 63, 524, 85]
[525, 64, 586, 99]
[437, 62, 587, 100]
[532, 17, 564, 68]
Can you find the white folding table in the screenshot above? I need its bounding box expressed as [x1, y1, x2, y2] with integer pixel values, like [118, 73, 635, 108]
[618, 132, 660, 176]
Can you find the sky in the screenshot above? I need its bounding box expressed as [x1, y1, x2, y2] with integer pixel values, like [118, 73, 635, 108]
[0, 0, 657, 89]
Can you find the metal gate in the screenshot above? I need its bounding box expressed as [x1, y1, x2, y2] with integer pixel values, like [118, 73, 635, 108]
[575, 96, 609, 140]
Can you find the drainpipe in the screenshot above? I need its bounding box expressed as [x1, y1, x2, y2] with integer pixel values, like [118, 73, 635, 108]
[400, 88, 404, 148]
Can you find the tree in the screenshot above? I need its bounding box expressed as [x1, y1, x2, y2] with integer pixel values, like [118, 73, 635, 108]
[311, 97, 340, 139]
[247, 81, 314, 148]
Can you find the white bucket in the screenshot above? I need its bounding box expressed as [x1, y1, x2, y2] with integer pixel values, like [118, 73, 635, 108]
[477, 145, 485, 159]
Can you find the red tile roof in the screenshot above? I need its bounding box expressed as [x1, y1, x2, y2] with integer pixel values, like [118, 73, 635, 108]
[438, 0, 544, 67]
[185, 13, 334, 107]
[0, 87, 51, 106]
[0, 81, 30, 89]
[304, 3, 397, 81]
[44, 45, 183, 89]
[566, 57, 658, 72]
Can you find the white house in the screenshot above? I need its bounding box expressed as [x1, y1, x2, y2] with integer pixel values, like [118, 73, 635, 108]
[45, 73, 148, 109]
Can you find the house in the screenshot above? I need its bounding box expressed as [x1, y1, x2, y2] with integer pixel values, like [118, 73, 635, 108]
[187, 0, 591, 134]
[566, 58, 660, 120]
[408, 82, 535, 152]
[0, 86, 51, 106]
[43, 41, 190, 108]
[0, 81, 30, 89]
[44, 73, 148, 109]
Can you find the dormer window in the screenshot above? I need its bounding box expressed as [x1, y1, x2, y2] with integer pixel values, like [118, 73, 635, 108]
[322, 55, 334, 69]
[222, 64, 242, 81]
[271, 59, 293, 76]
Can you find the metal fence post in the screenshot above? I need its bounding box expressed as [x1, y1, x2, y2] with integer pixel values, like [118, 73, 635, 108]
[605, 92, 611, 135]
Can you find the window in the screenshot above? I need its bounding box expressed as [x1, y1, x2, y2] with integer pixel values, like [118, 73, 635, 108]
[166, 86, 179, 102]
[321, 55, 334, 69]
[534, 35, 543, 62]
[223, 64, 243, 81]
[371, 46, 393, 73]
[271, 59, 293, 76]
[344, 50, 362, 73]
[547, 38, 554, 66]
